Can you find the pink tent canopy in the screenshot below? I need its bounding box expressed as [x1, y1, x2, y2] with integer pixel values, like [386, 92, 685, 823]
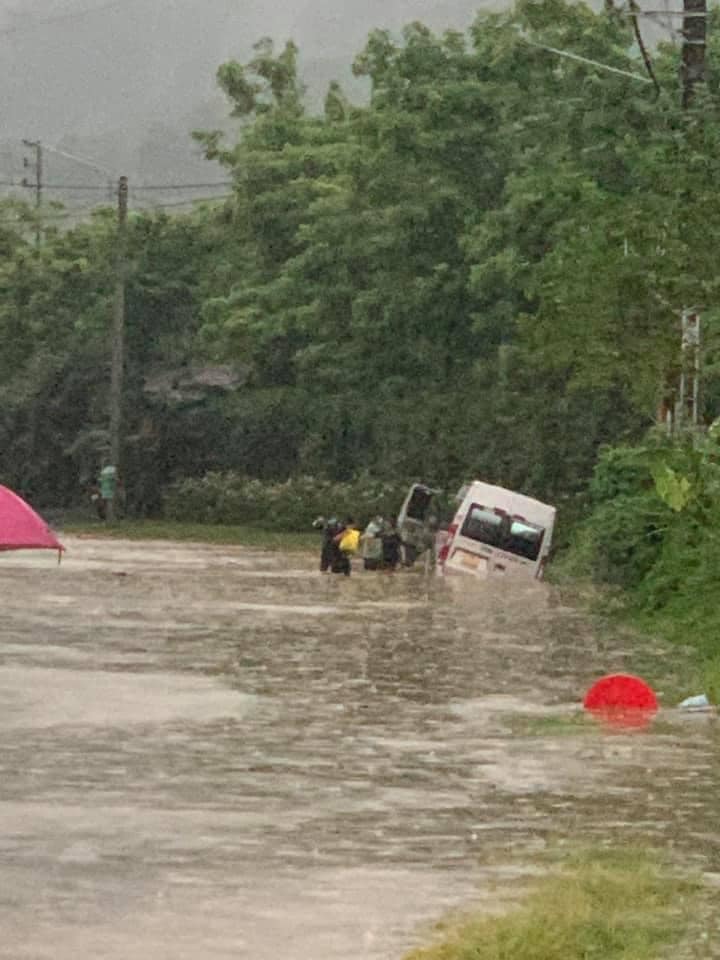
[0, 485, 65, 556]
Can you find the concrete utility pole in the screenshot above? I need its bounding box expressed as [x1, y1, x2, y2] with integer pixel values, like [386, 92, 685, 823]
[21, 138, 42, 245]
[108, 175, 129, 522]
[677, 310, 701, 428]
[681, 0, 706, 107]
[673, 0, 707, 433]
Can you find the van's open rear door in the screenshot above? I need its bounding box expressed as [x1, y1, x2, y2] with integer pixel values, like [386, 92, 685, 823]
[397, 483, 441, 566]
[397, 484, 438, 528]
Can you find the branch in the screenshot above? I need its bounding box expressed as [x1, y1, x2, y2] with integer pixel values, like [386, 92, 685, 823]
[629, 0, 661, 94]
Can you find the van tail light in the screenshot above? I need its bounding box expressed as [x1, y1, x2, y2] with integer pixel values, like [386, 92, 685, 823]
[438, 523, 458, 565]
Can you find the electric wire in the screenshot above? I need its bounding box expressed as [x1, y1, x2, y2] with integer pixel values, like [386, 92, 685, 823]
[0, 179, 233, 191]
[0, 0, 209, 38]
[0, 0, 129, 36]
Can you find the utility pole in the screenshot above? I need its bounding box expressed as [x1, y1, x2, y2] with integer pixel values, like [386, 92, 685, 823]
[681, 0, 706, 107]
[21, 138, 42, 246]
[108, 175, 129, 522]
[677, 310, 701, 429]
[672, 0, 707, 433]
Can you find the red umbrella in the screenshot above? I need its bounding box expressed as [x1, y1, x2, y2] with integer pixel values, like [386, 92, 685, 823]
[584, 673, 658, 729]
[0, 485, 65, 559]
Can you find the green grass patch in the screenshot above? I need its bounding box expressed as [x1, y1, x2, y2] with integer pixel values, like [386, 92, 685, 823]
[404, 848, 702, 960]
[60, 520, 319, 552]
[505, 711, 595, 737]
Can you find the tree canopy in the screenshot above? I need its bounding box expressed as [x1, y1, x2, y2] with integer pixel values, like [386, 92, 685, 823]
[2, 0, 720, 515]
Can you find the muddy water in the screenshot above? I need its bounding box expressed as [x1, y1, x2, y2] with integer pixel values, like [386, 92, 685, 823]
[1, 538, 718, 959]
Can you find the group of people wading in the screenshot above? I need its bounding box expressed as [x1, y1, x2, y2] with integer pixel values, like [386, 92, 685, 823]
[313, 516, 403, 576]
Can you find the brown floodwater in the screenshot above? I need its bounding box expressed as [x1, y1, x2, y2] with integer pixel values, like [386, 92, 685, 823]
[1, 537, 718, 959]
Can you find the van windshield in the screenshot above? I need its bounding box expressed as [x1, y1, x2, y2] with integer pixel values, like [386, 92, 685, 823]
[460, 505, 545, 562]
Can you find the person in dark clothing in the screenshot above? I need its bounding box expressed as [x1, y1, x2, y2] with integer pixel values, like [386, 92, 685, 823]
[313, 516, 343, 573]
[381, 518, 402, 571]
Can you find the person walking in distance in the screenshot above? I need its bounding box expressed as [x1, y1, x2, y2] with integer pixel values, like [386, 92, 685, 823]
[99, 462, 119, 521]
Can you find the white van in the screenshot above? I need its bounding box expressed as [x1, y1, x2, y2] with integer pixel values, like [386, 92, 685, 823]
[438, 480, 556, 580]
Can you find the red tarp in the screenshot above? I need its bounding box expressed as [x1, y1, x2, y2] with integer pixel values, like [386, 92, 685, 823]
[0, 485, 64, 556]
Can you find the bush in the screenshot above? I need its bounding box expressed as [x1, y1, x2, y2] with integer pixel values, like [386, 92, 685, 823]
[561, 435, 720, 694]
[577, 491, 669, 589]
[162, 471, 411, 531]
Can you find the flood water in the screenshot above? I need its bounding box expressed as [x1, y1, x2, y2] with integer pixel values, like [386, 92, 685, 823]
[1, 537, 718, 959]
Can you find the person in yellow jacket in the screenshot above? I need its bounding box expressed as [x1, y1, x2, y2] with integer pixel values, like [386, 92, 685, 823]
[332, 517, 359, 576]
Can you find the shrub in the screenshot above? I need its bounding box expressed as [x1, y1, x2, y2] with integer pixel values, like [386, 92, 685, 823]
[579, 491, 669, 589]
[162, 471, 411, 531]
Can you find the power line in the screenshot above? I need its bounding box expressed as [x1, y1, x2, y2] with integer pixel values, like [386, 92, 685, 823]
[133, 194, 234, 208]
[0, 193, 234, 225]
[516, 34, 654, 84]
[0, 0, 128, 36]
[0, 0, 219, 40]
[42, 143, 115, 177]
[0, 179, 232, 191]
[25, 183, 108, 192]
[132, 181, 233, 192]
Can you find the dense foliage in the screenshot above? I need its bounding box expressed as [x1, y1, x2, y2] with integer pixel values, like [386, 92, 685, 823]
[163, 471, 410, 530]
[3, 0, 720, 530]
[559, 430, 720, 692]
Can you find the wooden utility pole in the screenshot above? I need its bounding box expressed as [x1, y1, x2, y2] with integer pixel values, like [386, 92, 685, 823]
[21, 139, 42, 246]
[108, 175, 128, 521]
[681, 0, 706, 107]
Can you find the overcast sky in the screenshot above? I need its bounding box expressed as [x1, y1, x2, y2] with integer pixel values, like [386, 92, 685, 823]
[0, 0, 489, 189]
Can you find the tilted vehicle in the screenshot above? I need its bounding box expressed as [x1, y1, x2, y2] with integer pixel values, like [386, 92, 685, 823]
[437, 480, 555, 580]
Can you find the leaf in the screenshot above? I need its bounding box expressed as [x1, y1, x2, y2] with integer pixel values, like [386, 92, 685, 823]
[653, 466, 693, 513]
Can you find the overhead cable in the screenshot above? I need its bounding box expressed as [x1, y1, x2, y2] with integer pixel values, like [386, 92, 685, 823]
[0, 0, 128, 35]
[517, 34, 654, 84]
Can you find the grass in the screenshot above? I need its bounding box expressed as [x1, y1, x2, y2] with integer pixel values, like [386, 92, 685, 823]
[60, 519, 319, 552]
[504, 711, 596, 737]
[404, 848, 702, 960]
[546, 568, 715, 707]
[632, 600, 720, 705]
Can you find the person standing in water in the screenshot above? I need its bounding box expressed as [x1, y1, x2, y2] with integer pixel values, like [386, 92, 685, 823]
[333, 517, 359, 576]
[381, 517, 402, 571]
[99, 463, 119, 521]
[313, 516, 343, 573]
[360, 516, 384, 571]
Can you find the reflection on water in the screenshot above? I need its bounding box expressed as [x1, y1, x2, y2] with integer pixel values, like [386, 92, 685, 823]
[0, 538, 718, 959]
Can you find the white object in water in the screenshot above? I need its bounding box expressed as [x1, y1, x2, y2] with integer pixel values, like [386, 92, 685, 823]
[679, 694, 711, 710]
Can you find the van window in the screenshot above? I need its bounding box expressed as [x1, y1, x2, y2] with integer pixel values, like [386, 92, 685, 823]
[505, 519, 544, 561]
[405, 486, 434, 521]
[460, 504, 545, 562]
[461, 506, 504, 546]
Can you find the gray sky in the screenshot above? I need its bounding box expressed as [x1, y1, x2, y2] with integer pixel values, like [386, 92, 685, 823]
[0, 0, 485, 195]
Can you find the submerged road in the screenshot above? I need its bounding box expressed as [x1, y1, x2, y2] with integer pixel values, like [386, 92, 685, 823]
[0, 538, 717, 959]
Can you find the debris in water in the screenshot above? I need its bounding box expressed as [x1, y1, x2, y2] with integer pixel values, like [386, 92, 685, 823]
[679, 694, 711, 711]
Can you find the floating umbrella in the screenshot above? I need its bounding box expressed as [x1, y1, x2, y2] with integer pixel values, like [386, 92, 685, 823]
[0, 485, 65, 559]
[584, 673, 658, 729]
